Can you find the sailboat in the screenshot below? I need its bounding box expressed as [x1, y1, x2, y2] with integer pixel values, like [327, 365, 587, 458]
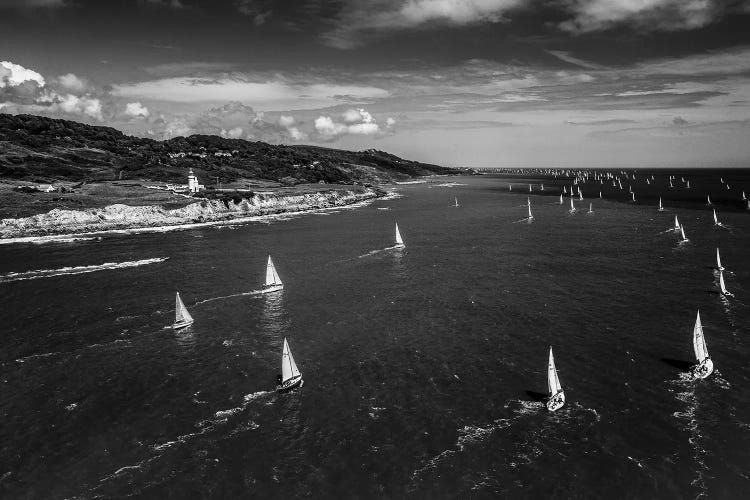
[394, 222, 405, 248]
[706, 195, 712, 206]
[559, 193, 564, 204]
[691, 310, 714, 379]
[588, 202, 593, 214]
[546, 347, 565, 411]
[716, 248, 724, 271]
[454, 197, 460, 207]
[742, 191, 747, 201]
[173, 291, 194, 330]
[712, 209, 719, 226]
[631, 192, 636, 202]
[262, 255, 284, 293]
[578, 190, 583, 201]
[569, 198, 576, 213]
[276, 338, 303, 391]
[527, 202, 534, 221]
[529, 184, 532, 192]
[599, 191, 602, 198]
[686, 180, 690, 189]
[658, 197, 664, 211]
[509, 184, 512, 191]
[719, 270, 731, 296]
[680, 224, 688, 243]
[674, 215, 680, 231]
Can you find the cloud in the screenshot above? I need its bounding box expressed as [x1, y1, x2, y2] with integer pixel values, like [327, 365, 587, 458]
[0, 0, 68, 8]
[547, 50, 607, 70]
[0, 60, 45, 87]
[125, 101, 150, 118]
[52, 94, 103, 120]
[314, 108, 395, 140]
[57, 73, 86, 91]
[236, 0, 273, 25]
[558, 0, 738, 34]
[112, 76, 389, 110]
[322, 0, 524, 49]
[221, 126, 244, 138]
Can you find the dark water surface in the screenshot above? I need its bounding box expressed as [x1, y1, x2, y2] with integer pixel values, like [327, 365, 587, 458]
[1, 174, 749, 499]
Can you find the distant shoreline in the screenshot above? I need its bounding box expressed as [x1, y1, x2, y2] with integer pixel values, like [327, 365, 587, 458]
[0, 185, 391, 243]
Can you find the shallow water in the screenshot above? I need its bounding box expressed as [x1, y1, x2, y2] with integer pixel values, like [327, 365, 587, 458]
[1, 174, 749, 498]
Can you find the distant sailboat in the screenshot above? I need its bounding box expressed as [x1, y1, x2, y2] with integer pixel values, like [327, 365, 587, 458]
[631, 192, 636, 202]
[529, 184, 532, 192]
[454, 197, 460, 207]
[394, 222, 405, 248]
[706, 194, 712, 206]
[719, 270, 730, 296]
[588, 202, 593, 214]
[691, 310, 713, 379]
[509, 184, 512, 191]
[680, 224, 688, 243]
[173, 291, 194, 330]
[686, 180, 690, 189]
[658, 197, 664, 211]
[716, 248, 724, 271]
[599, 191, 602, 198]
[546, 347, 565, 411]
[276, 338, 303, 391]
[262, 255, 283, 293]
[559, 193, 564, 204]
[540, 184, 544, 191]
[569, 198, 576, 213]
[742, 191, 747, 201]
[713, 208, 719, 225]
[563, 186, 567, 194]
[674, 215, 680, 231]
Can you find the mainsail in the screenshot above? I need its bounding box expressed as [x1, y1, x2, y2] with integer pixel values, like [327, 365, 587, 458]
[395, 223, 404, 246]
[658, 197, 663, 210]
[547, 347, 562, 396]
[528, 203, 533, 219]
[713, 209, 718, 225]
[570, 198, 575, 212]
[559, 193, 563, 204]
[719, 270, 729, 295]
[175, 292, 193, 325]
[716, 248, 723, 270]
[692, 310, 709, 363]
[281, 338, 301, 383]
[680, 224, 687, 241]
[674, 215, 680, 230]
[265, 255, 283, 287]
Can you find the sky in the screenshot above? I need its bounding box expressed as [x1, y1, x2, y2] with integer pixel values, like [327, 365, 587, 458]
[1, 0, 750, 169]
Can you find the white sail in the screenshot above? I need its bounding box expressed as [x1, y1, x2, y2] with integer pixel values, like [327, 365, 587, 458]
[547, 347, 563, 395]
[509, 184, 512, 191]
[631, 192, 636, 202]
[713, 209, 718, 225]
[674, 215, 680, 230]
[680, 224, 687, 241]
[395, 222, 404, 247]
[658, 197, 663, 210]
[579, 190, 583, 201]
[719, 270, 728, 295]
[265, 255, 283, 287]
[559, 193, 563, 204]
[693, 311, 709, 363]
[454, 197, 459, 207]
[527, 196, 531, 207]
[175, 292, 193, 325]
[528, 203, 533, 219]
[563, 186, 567, 194]
[588, 202, 593, 213]
[280, 338, 301, 383]
[529, 184, 532, 192]
[742, 191, 747, 200]
[599, 191, 602, 198]
[570, 198, 575, 212]
[707, 195, 712, 206]
[716, 248, 723, 270]
[686, 180, 690, 188]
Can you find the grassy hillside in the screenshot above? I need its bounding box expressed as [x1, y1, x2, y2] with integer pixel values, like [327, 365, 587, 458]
[0, 113, 456, 185]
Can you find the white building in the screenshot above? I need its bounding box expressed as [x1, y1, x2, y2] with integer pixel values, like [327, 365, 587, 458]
[187, 169, 205, 193]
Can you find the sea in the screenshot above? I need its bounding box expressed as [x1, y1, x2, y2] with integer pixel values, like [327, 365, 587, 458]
[1, 172, 749, 499]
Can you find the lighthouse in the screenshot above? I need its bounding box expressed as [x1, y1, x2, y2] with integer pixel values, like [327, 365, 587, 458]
[188, 169, 200, 193]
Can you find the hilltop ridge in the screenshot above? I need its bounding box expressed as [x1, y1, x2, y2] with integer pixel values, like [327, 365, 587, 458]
[0, 113, 456, 185]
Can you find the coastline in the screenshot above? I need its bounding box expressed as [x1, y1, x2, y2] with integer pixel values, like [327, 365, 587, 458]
[0, 186, 391, 243]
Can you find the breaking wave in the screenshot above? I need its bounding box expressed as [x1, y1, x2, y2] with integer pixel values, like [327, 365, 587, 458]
[0, 257, 169, 283]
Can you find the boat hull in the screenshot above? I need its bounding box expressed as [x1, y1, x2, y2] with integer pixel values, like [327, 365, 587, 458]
[261, 284, 283, 294]
[547, 391, 565, 412]
[692, 359, 714, 379]
[394, 243, 405, 249]
[276, 376, 303, 392]
[172, 319, 194, 330]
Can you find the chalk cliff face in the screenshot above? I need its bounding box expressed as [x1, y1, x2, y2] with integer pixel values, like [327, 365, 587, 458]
[0, 188, 380, 238]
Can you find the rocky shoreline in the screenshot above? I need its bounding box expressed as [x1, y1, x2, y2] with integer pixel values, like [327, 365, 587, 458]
[0, 187, 384, 239]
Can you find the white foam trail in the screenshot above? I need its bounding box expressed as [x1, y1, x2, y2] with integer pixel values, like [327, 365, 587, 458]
[15, 351, 62, 363]
[0, 235, 100, 246]
[193, 290, 261, 305]
[431, 182, 466, 187]
[0, 257, 168, 283]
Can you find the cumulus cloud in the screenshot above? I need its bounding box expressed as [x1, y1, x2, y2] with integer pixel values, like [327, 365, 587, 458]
[314, 108, 395, 140]
[57, 73, 86, 91]
[559, 0, 728, 33]
[125, 101, 150, 118]
[0, 60, 45, 87]
[221, 126, 244, 138]
[53, 94, 103, 120]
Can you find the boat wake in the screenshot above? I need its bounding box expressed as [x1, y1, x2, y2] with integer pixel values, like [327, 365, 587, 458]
[192, 290, 262, 305]
[358, 246, 403, 258]
[0, 257, 168, 283]
[670, 376, 709, 498]
[90, 390, 274, 495]
[0, 235, 100, 245]
[512, 217, 534, 224]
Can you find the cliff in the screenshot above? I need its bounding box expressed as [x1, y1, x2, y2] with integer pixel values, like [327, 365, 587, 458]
[0, 187, 382, 238]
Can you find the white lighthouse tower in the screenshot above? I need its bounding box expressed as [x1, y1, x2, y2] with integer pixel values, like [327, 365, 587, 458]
[187, 169, 201, 193]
